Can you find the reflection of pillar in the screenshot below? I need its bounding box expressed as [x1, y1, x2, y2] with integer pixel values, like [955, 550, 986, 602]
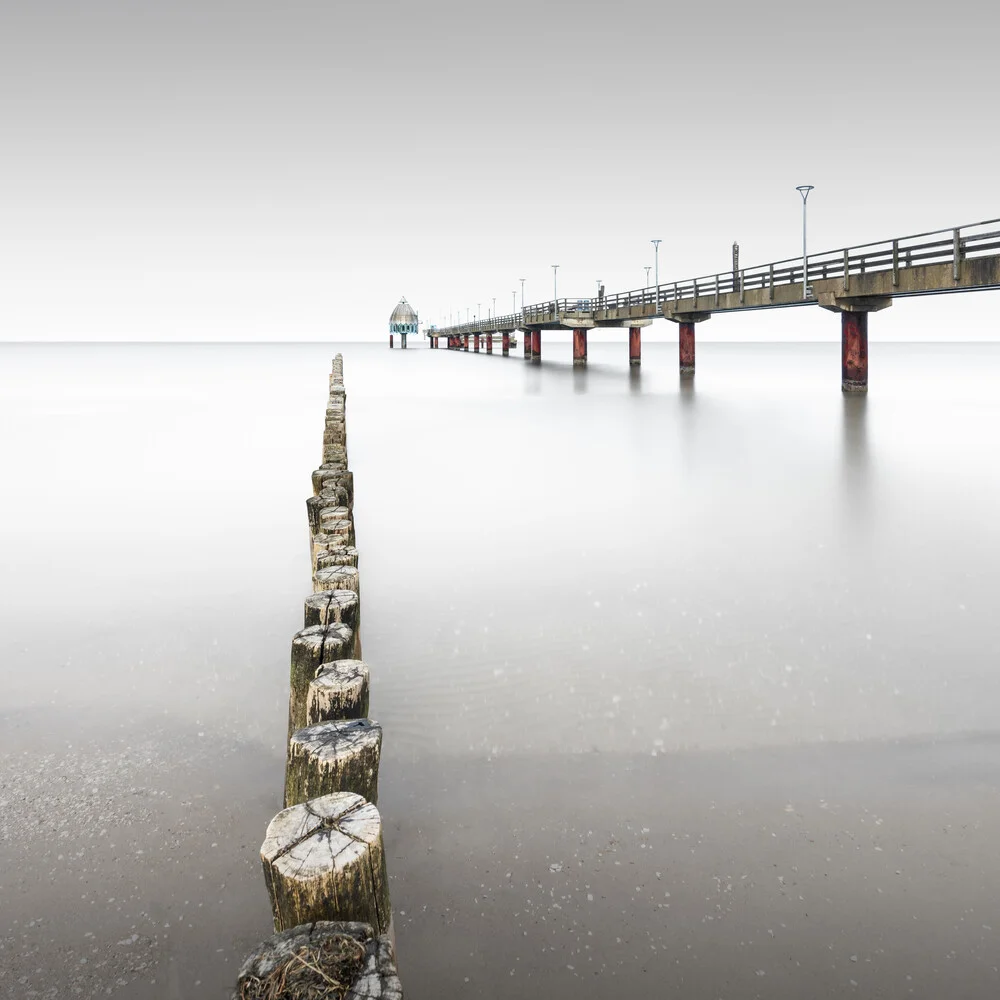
[389, 334, 393, 348]
[629, 327, 641, 366]
[474, 334, 480, 353]
[573, 328, 587, 365]
[531, 329, 541, 361]
[463, 334, 469, 351]
[679, 322, 695, 376]
[487, 334, 493, 355]
[502, 332, 510, 356]
[842, 312, 868, 393]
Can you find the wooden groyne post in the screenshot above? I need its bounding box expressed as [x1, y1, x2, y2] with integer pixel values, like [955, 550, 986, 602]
[237, 353, 400, 996]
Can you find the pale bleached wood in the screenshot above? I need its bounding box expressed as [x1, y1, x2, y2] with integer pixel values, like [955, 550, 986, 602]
[303, 590, 360, 631]
[312, 564, 360, 597]
[306, 659, 370, 725]
[261, 792, 391, 934]
[284, 718, 382, 808]
[288, 623, 354, 739]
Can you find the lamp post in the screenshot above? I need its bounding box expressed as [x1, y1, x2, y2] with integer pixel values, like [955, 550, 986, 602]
[512, 290, 516, 313]
[552, 265, 559, 305]
[492, 296, 496, 320]
[651, 239, 662, 303]
[519, 277, 526, 310]
[796, 185, 814, 300]
[644, 266, 652, 288]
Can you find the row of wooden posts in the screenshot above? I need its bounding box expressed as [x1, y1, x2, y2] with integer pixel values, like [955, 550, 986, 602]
[232, 355, 403, 997]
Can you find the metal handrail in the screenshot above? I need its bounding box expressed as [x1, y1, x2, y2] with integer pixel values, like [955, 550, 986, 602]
[434, 218, 1000, 334]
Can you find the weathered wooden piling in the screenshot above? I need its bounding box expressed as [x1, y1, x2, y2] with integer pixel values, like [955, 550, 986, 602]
[502, 331, 510, 355]
[573, 328, 587, 365]
[233, 921, 402, 1000]
[531, 328, 541, 360]
[313, 564, 361, 596]
[313, 545, 360, 573]
[303, 590, 360, 631]
[284, 718, 382, 807]
[261, 792, 391, 934]
[306, 659, 370, 725]
[288, 622, 355, 738]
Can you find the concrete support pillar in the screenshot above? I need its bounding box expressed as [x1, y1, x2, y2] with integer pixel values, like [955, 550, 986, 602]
[486, 334, 493, 355]
[573, 328, 588, 366]
[523, 332, 530, 359]
[401, 333, 407, 349]
[389, 334, 393, 349]
[530, 329, 541, 361]
[842, 311, 868, 393]
[502, 332, 510, 356]
[629, 327, 641, 366]
[463, 334, 469, 351]
[474, 334, 480, 353]
[679, 322, 695, 376]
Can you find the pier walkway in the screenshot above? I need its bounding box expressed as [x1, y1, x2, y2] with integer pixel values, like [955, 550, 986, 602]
[426, 218, 1000, 391]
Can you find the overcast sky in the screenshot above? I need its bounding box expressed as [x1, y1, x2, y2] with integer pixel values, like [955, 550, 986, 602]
[2, 1, 997, 342]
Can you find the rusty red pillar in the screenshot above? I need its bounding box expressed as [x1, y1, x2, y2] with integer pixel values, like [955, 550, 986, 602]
[463, 334, 469, 351]
[629, 327, 641, 366]
[679, 322, 695, 376]
[474, 334, 480, 353]
[502, 332, 510, 356]
[530, 329, 541, 361]
[487, 334, 493, 354]
[841, 311, 868, 393]
[573, 328, 587, 365]
[389, 334, 393, 348]
[523, 332, 531, 359]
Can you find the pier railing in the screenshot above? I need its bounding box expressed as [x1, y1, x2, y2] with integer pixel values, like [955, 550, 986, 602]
[438, 218, 1000, 335]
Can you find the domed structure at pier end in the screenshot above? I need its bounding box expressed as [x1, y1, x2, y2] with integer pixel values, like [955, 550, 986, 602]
[388, 298, 418, 349]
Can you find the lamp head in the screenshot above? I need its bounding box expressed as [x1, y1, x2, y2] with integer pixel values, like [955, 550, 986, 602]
[796, 184, 814, 201]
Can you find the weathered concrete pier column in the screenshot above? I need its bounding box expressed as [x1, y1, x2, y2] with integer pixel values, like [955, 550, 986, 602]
[474, 334, 480, 353]
[841, 312, 868, 393]
[573, 328, 587, 365]
[530, 329, 541, 361]
[679, 322, 695, 375]
[817, 295, 891, 393]
[502, 332, 510, 356]
[388, 334, 393, 349]
[400, 333, 407, 349]
[523, 331, 530, 359]
[664, 312, 710, 376]
[463, 334, 469, 351]
[486, 334, 493, 354]
[629, 327, 641, 366]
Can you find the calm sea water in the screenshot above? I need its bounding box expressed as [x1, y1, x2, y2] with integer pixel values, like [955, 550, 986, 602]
[1, 341, 999, 998]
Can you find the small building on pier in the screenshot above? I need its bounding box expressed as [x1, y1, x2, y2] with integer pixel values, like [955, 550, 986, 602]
[389, 298, 418, 349]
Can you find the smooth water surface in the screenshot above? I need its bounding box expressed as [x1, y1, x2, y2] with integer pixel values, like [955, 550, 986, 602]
[1, 341, 998, 998]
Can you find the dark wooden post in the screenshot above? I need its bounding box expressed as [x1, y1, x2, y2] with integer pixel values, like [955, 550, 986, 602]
[486, 333, 493, 354]
[502, 332, 510, 356]
[573, 328, 587, 365]
[531, 329, 541, 361]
